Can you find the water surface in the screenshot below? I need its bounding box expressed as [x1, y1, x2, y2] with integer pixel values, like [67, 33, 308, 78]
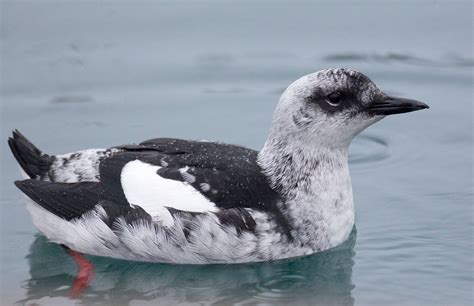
[1, 1, 472, 305]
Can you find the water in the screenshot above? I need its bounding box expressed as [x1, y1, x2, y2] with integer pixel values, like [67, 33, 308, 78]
[1, 1, 472, 305]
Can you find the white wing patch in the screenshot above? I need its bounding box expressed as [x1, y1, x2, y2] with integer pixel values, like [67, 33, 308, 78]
[120, 160, 218, 226]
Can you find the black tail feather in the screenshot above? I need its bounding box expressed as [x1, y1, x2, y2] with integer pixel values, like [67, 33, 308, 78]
[8, 130, 53, 179]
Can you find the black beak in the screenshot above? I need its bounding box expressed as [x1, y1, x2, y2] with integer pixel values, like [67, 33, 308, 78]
[366, 96, 429, 115]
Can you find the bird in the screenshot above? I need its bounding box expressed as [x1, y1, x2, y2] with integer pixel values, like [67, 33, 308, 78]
[9, 68, 428, 265]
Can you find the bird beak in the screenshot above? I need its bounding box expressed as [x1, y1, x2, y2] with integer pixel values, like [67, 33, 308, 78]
[365, 96, 429, 115]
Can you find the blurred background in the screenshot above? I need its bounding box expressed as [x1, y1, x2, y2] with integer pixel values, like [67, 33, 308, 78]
[1, 1, 472, 305]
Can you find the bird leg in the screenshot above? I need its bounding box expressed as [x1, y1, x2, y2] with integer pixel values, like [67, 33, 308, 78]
[62, 245, 95, 297]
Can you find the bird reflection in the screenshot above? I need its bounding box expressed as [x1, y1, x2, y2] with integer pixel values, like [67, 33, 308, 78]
[19, 228, 357, 305]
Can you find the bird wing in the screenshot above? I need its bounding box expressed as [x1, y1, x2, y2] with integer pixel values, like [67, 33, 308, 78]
[109, 138, 292, 238]
[111, 138, 281, 214]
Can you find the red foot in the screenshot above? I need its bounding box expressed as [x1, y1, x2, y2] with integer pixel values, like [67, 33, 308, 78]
[66, 249, 95, 297]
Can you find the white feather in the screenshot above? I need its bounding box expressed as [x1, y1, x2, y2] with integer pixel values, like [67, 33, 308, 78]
[179, 167, 196, 183]
[26, 201, 120, 258]
[120, 160, 218, 226]
[200, 183, 210, 192]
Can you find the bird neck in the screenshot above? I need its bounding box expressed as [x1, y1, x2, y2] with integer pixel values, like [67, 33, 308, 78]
[258, 136, 354, 250]
[258, 135, 351, 193]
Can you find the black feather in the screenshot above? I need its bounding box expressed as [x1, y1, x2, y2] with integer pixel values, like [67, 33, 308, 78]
[98, 200, 152, 228]
[8, 130, 53, 179]
[216, 208, 257, 235]
[14, 179, 101, 220]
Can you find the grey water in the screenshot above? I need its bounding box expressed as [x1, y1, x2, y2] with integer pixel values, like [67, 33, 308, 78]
[0, 1, 472, 305]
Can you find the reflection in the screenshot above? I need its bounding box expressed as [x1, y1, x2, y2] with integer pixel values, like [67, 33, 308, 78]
[19, 229, 357, 305]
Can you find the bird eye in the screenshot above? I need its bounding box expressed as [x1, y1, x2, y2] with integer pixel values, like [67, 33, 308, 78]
[326, 92, 342, 106]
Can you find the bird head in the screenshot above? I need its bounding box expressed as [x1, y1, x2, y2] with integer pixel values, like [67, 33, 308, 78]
[271, 68, 428, 149]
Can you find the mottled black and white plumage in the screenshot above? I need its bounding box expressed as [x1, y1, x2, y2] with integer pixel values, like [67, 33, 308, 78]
[9, 68, 428, 264]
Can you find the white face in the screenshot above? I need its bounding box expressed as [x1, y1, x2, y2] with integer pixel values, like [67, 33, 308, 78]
[271, 69, 386, 149]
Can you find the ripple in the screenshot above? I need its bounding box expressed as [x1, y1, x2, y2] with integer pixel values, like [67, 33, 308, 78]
[177, 267, 234, 292]
[202, 87, 248, 94]
[351, 131, 428, 174]
[195, 53, 236, 70]
[250, 271, 310, 301]
[322, 52, 474, 67]
[349, 133, 390, 166]
[323, 52, 435, 66]
[49, 95, 94, 104]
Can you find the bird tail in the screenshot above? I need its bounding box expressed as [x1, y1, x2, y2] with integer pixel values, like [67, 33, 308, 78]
[8, 130, 53, 179]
